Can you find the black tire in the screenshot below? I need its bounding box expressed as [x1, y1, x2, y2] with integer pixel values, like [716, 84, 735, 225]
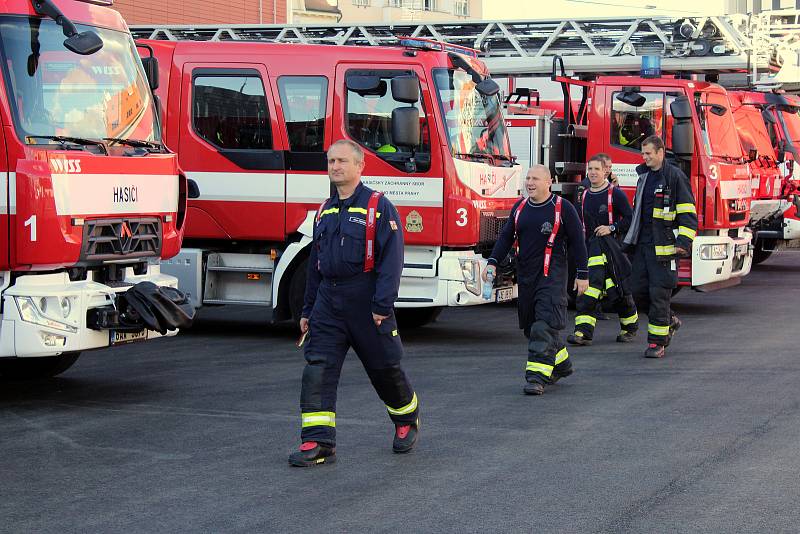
[289, 258, 308, 324]
[752, 238, 775, 265]
[0, 352, 81, 380]
[395, 307, 443, 328]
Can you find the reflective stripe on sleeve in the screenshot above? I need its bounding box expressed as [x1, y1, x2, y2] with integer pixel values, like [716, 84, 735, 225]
[605, 278, 615, 290]
[301, 411, 336, 428]
[648, 323, 670, 336]
[587, 254, 607, 267]
[387, 393, 418, 416]
[320, 207, 340, 217]
[678, 226, 696, 239]
[525, 361, 554, 377]
[655, 245, 676, 256]
[584, 287, 602, 299]
[676, 203, 697, 214]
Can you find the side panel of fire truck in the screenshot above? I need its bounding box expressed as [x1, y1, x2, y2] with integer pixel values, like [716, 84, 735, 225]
[151, 41, 521, 324]
[0, 0, 185, 378]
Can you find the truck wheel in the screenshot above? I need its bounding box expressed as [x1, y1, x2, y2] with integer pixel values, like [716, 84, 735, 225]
[0, 352, 81, 380]
[752, 238, 775, 265]
[396, 307, 443, 328]
[289, 258, 308, 324]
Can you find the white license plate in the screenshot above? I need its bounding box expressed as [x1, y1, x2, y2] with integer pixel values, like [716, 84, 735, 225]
[110, 329, 148, 345]
[495, 287, 514, 303]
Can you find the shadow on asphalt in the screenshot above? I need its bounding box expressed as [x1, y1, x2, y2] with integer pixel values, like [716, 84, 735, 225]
[0, 376, 160, 404]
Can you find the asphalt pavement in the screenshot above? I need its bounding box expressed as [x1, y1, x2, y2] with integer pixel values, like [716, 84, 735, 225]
[2, 252, 800, 533]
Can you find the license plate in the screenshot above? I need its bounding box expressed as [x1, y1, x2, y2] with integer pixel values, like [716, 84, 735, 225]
[495, 287, 514, 303]
[110, 329, 148, 345]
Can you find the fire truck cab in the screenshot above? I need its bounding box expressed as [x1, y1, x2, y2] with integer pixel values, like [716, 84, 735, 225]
[142, 38, 520, 325]
[0, 0, 186, 377]
[505, 66, 753, 291]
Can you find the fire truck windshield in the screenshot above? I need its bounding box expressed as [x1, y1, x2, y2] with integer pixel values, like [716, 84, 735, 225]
[778, 109, 800, 150]
[0, 17, 159, 146]
[697, 91, 742, 160]
[433, 68, 512, 165]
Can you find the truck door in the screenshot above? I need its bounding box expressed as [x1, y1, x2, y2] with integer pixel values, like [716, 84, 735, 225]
[0, 113, 8, 270]
[332, 63, 443, 247]
[178, 63, 286, 240]
[596, 86, 678, 192]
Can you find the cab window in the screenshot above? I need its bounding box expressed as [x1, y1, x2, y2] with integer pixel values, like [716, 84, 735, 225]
[345, 70, 430, 172]
[278, 76, 328, 152]
[611, 92, 664, 151]
[193, 72, 273, 150]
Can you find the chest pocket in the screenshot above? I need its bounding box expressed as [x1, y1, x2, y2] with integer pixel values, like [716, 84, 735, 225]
[341, 221, 366, 265]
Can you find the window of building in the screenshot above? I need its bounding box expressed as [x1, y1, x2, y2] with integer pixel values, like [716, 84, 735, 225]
[454, 0, 469, 16]
[352, 0, 370, 6]
[278, 76, 328, 152]
[193, 72, 272, 150]
[345, 70, 430, 172]
[610, 92, 664, 151]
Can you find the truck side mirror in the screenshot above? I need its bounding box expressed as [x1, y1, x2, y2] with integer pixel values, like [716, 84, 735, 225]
[748, 148, 758, 162]
[392, 107, 420, 148]
[616, 91, 646, 108]
[476, 78, 500, 97]
[141, 56, 159, 91]
[391, 75, 419, 103]
[670, 95, 693, 120]
[671, 96, 694, 159]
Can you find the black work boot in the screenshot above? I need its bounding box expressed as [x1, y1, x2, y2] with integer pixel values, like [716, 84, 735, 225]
[616, 330, 637, 343]
[288, 441, 336, 467]
[523, 381, 545, 395]
[567, 333, 592, 346]
[550, 367, 574, 384]
[393, 418, 419, 453]
[644, 343, 666, 358]
[669, 315, 682, 336]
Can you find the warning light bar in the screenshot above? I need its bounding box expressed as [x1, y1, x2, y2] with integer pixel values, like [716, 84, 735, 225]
[398, 37, 478, 58]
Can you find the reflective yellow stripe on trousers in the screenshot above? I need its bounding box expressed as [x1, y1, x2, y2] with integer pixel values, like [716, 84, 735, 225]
[575, 315, 597, 326]
[387, 393, 418, 415]
[301, 411, 336, 428]
[620, 313, 638, 325]
[648, 323, 670, 336]
[526, 361, 553, 377]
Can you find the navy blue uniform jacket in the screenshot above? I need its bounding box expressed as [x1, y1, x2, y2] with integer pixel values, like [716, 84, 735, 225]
[302, 182, 404, 318]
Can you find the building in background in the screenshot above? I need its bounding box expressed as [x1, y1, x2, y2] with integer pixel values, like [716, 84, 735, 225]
[292, 0, 480, 24]
[726, 0, 800, 14]
[113, 0, 288, 25]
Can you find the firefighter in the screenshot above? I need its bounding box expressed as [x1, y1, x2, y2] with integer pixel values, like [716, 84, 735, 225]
[623, 135, 698, 358]
[567, 155, 637, 346]
[289, 139, 418, 467]
[482, 164, 589, 395]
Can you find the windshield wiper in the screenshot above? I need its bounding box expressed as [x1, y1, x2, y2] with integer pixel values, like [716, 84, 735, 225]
[103, 137, 162, 150]
[453, 152, 515, 166]
[26, 135, 108, 154]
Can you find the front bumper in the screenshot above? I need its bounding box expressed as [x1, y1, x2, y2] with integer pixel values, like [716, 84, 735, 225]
[691, 230, 752, 289]
[395, 250, 518, 308]
[0, 265, 178, 358]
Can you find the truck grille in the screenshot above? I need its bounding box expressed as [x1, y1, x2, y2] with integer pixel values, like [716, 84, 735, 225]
[80, 217, 162, 262]
[479, 210, 510, 252]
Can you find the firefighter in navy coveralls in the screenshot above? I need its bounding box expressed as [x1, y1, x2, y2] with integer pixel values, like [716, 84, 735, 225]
[623, 136, 698, 359]
[568, 155, 638, 346]
[289, 140, 418, 467]
[482, 165, 589, 396]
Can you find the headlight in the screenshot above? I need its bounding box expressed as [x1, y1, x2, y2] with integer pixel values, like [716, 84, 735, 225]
[458, 258, 481, 296]
[15, 296, 78, 333]
[699, 243, 728, 260]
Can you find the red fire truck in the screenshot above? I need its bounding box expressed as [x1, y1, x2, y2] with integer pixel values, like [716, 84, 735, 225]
[730, 90, 800, 263]
[504, 61, 753, 292]
[0, 0, 186, 377]
[140, 37, 519, 326]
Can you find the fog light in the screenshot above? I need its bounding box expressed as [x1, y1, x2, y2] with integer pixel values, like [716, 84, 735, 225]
[459, 258, 481, 296]
[699, 243, 728, 260]
[60, 297, 72, 319]
[41, 332, 67, 347]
